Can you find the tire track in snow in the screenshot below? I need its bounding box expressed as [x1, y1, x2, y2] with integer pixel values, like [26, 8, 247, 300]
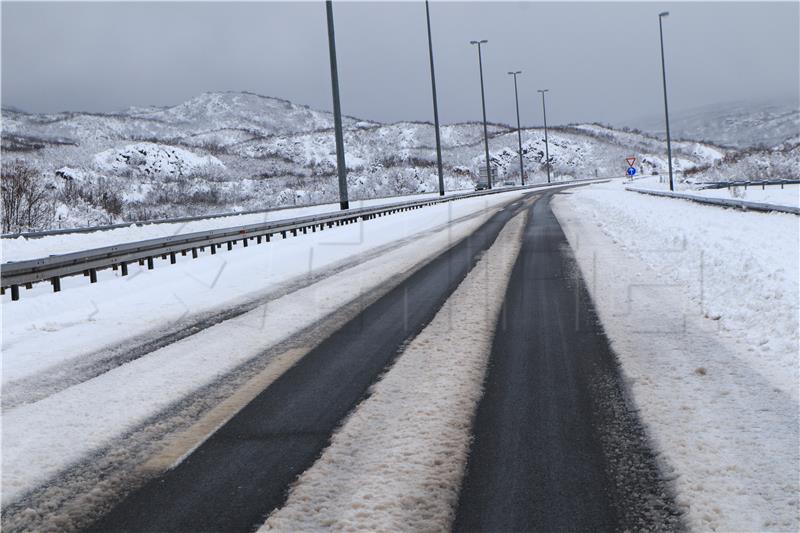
[260, 199, 529, 532]
[81, 194, 531, 532]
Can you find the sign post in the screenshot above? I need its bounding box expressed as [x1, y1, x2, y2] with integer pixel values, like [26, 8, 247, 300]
[625, 156, 637, 178]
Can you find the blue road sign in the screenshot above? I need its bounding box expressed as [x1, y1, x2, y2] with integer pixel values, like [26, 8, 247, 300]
[627, 167, 637, 176]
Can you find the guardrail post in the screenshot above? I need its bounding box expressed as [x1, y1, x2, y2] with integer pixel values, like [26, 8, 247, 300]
[181, 250, 187, 257]
[121, 263, 128, 276]
[51, 277, 61, 292]
[25, 282, 33, 289]
[292, 229, 298, 236]
[243, 238, 249, 247]
[89, 269, 97, 283]
[11, 285, 19, 301]
[227, 242, 233, 251]
[266, 234, 272, 242]
[170, 252, 176, 264]
[138, 259, 144, 266]
[257, 235, 262, 244]
[281, 231, 287, 238]
[211, 245, 216, 255]
[112, 264, 118, 271]
[192, 248, 198, 259]
[147, 257, 154, 270]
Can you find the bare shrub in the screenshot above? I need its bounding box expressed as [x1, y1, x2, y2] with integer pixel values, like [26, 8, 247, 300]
[1, 160, 54, 232]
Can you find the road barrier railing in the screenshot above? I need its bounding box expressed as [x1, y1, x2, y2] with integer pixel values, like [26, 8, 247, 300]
[626, 186, 800, 216]
[697, 179, 799, 190]
[1, 178, 606, 301]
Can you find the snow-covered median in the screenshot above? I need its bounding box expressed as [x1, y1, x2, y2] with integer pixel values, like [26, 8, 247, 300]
[261, 206, 527, 531]
[552, 180, 798, 531]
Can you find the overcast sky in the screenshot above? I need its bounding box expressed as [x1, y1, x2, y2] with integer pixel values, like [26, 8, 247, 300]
[2, 1, 798, 127]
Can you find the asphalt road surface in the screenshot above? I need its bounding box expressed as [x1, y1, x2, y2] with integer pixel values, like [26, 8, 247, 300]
[86, 194, 530, 532]
[453, 194, 683, 532]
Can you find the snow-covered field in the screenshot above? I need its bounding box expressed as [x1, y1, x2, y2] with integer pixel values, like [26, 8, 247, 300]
[1, 190, 524, 513]
[262, 206, 526, 531]
[552, 180, 799, 531]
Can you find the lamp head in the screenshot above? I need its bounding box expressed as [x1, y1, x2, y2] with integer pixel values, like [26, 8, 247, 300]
[659, 11, 669, 17]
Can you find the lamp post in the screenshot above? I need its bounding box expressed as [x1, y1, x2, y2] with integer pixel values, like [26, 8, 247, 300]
[470, 39, 492, 189]
[658, 11, 674, 191]
[508, 70, 525, 185]
[537, 89, 551, 183]
[425, 1, 445, 196]
[325, 0, 349, 210]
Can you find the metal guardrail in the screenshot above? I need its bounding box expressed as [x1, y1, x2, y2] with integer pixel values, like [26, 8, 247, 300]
[1, 179, 606, 301]
[0, 189, 469, 240]
[626, 186, 800, 216]
[697, 179, 800, 190]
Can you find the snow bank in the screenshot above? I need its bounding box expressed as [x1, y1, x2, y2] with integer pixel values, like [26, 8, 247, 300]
[552, 182, 799, 531]
[261, 206, 526, 532]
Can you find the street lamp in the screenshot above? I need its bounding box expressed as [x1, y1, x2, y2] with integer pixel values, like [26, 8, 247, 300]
[470, 39, 492, 189]
[507, 71, 525, 185]
[658, 11, 674, 191]
[537, 89, 551, 183]
[425, 1, 444, 196]
[325, 0, 349, 209]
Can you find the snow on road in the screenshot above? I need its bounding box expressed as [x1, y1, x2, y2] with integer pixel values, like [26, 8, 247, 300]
[552, 180, 799, 531]
[1, 191, 524, 507]
[261, 204, 526, 531]
[0, 190, 473, 263]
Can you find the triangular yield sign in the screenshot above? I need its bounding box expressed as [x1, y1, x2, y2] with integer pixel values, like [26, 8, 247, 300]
[626, 157, 636, 167]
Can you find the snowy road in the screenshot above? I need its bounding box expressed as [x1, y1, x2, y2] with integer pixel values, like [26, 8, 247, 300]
[83, 190, 532, 531]
[3, 180, 794, 532]
[454, 195, 680, 531]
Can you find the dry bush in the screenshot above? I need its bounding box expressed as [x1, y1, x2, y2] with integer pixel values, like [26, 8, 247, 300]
[1, 159, 54, 233]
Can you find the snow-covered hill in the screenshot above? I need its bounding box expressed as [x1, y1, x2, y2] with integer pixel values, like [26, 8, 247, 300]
[635, 100, 800, 149]
[2, 91, 793, 233]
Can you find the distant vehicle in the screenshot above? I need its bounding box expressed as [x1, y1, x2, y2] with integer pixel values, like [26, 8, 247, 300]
[475, 181, 490, 191]
[502, 180, 515, 187]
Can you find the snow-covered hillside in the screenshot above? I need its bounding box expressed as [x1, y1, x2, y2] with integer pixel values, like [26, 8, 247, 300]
[635, 100, 800, 149]
[1, 91, 792, 233]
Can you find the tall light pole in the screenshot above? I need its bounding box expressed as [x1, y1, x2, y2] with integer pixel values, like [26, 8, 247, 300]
[508, 70, 525, 185]
[326, 0, 349, 210]
[425, 1, 445, 196]
[658, 11, 674, 191]
[470, 39, 492, 189]
[537, 89, 551, 183]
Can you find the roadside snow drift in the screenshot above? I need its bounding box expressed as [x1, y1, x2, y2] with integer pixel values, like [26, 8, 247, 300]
[552, 180, 799, 531]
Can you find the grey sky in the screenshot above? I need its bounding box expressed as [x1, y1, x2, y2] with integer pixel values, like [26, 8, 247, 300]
[2, 1, 798, 127]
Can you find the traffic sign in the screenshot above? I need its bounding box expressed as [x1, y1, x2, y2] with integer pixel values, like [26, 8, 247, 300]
[627, 167, 637, 176]
[625, 157, 636, 167]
